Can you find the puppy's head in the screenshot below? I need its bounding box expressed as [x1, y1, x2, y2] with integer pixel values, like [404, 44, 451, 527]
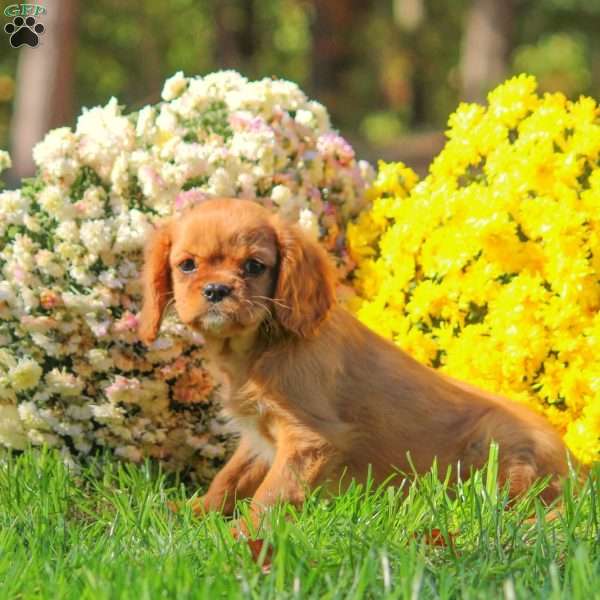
[138, 198, 336, 344]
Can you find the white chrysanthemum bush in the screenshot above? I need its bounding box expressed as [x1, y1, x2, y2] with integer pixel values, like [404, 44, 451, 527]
[0, 71, 373, 476]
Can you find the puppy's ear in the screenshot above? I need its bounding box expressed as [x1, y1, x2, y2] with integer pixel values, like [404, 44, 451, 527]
[138, 223, 172, 345]
[271, 216, 337, 337]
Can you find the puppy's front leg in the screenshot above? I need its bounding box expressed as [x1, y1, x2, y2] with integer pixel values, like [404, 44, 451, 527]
[192, 437, 270, 516]
[241, 432, 336, 535]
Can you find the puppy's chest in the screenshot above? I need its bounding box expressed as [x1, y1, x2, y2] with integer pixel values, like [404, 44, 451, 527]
[224, 386, 279, 464]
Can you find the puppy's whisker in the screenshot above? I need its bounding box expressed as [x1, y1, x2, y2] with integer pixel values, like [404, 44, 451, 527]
[254, 302, 272, 318]
[251, 295, 291, 311]
[245, 299, 273, 321]
[243, 298, 276, 337]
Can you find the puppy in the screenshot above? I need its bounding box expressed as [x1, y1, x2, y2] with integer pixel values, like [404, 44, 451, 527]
[139, 197, 570, 530]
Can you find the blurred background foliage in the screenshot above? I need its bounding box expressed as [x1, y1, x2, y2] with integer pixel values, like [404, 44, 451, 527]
[2, 0, 600, 180]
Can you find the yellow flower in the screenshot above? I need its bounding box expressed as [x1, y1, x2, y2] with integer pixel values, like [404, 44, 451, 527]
[486, 74, 539, 128]
[349, 75, 600, 465]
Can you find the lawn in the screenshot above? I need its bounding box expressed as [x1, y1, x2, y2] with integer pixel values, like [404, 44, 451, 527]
[0, 448, 598, 599]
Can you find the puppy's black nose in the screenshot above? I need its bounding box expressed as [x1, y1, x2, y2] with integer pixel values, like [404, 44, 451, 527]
[203, 283, 232, 303]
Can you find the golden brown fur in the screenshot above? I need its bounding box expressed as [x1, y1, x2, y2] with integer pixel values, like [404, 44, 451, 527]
[139, 198, 570, 531]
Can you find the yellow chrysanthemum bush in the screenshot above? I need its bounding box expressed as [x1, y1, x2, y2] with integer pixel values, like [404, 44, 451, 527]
[347, 75, 600, 465]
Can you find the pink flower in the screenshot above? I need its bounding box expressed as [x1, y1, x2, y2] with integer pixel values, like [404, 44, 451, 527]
[139, 165, 165, 192]
[13, 266, 25, 282]
[90, 321, 111, 338]
[229, 112, 268, 132]
[159, 357, 188, 379]
[323, 201, 336, 216]
[174, 189, 208, 211]
[105, 376, 140, 402]
[317, 133, 355, 166]
[113, 311, 138, 333]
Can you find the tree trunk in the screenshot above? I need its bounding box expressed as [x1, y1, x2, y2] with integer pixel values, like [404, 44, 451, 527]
[10, 0, 79, 181]
[309, 0, 366, 121]
[460, 0, 515, 103]
[214, 0, 256, 72]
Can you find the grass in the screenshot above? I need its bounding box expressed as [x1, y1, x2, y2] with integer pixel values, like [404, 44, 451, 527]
[0, 448, 598, 599]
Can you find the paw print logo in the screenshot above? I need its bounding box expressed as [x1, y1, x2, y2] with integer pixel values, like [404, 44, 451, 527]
[4, 16, 45, 48]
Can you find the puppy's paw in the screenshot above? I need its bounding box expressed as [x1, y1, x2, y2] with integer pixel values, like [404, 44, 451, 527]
[230, 521, 273, 573]
[137, 322, 157, 346]
[166, 497, 207, 517]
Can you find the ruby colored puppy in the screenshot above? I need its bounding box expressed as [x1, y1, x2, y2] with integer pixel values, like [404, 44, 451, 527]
[139, 197, 569, 530]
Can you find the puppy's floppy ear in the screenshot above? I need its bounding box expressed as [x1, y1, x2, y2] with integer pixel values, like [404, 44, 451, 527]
[271, 216, 337, 337]
[138, 223, 172, 345]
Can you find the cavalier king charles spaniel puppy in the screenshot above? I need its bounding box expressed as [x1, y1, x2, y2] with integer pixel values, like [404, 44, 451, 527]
[139, 197, 569, 531]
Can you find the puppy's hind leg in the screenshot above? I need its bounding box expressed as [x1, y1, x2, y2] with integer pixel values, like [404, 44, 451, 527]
[500, 460, 537, 501]
[499, 455, 564, 506]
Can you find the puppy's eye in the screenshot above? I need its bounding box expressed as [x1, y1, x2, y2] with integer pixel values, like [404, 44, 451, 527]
[243, 258, 266, 276]
[178, 258, 197, 273]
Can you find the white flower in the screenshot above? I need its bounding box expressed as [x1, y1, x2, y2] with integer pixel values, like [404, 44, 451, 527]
[137, 163, 166, 197]
[208, 167, 235, 196]
[76, 186, 106, 219]
[237, 172, 256, 197]
[54, 420, 84, 438]
[0, 405, 27, 450]
[87, 349, 113, 372]
[18, 401, 49, 430]
[136, 106, 156, 139]
[20, 287, 39, 313]
[33, 127, 79, 184]
[80, 220, 112, 255]
[55, 220, 80, 242]
[295, 109, 314, 127]
[29, 333, 60, 356]
[156, 105, 179, 135]
[38, 185, 75, 220]
[271, 184, 292, 205]
[76, 98, 135, 181]
[173, 143, 207, 179]
[298, 208, 320, 239]
[0, 70, 372, 471]
[9, 359, 42, 391]
[28, 430, 61, 447]
[23, 214, 41, 233]
[45, 368, 85, 398]
[230, 129, 273, 161]
[0, 150, 11, 173]
[88, 403, 124, 425]
[0, 282, 16, 305]
[110, 153, 131, 197]
[0, 190, 29, 224]
[65, 404, 92, 421]
[161, 71, 188, 101]
[69, 264, 95, 287]
[307, 100, 330, 133]
[98, 269, 123, 289]
[62, 292, 102, 313]
[113, 210, 152, 253]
